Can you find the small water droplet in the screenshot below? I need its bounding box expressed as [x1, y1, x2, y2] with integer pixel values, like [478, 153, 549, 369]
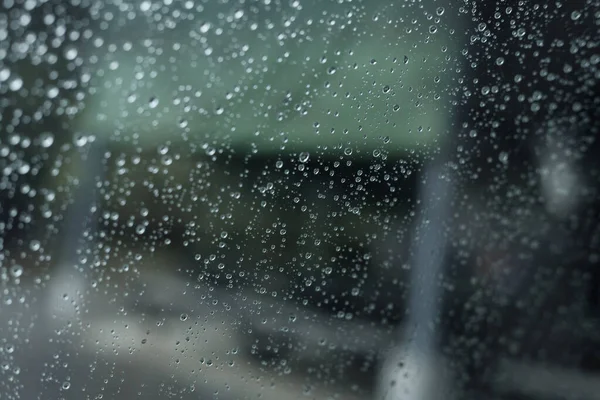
[161, 155, 173, 166]
[10, 265, 23, 278]
[29, 240, 41, 251]
[39, 132, 54, 148]
[149, 97, 159, 108]
[9, 77, 23, 91]
[140, 0, 151, 12]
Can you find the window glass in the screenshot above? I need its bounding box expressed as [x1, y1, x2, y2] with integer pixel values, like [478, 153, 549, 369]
[1, 1, 599, 399]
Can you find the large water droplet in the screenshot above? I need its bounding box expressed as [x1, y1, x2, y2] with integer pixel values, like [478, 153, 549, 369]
[299, 152, 310, 163]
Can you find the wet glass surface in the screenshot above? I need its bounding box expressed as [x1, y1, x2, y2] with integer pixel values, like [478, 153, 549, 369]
[1, 1, 599, 399]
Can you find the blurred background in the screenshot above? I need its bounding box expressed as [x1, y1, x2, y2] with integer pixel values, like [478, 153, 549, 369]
[1, 0, 599, 399]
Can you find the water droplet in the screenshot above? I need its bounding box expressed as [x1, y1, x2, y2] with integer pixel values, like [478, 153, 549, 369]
[64, 46, 78, 60]
[436, 7, 445, 16]
[135, 225, 146, 235]
[429, 25, 438, 34]
[0, 68, 10, 82]
[149, 97, 159, 108]
[327, 66, 337, 75]
[200, 22, 211, 33]
[9, 77, 23, 91]
[10, 265, 23, 278]
[39, 132, 54, 148]
[158, 145, 169, 155]
[275, 160, 283, 169]
[299, 152, 310, 163]
[139, 0, 151, 11]
[180, 313, 188, 321]
[382, 85, 391, 93]
[403, 56, 409, 65]
[73, 134, 88, 147]
[29, 240, 41, 251]
[496, 57, 505, 66]
[571, 10, 581, 20]
[499, 152, 509, 164]
[61, 381, 71, 390]
[161, 155, 173, 166]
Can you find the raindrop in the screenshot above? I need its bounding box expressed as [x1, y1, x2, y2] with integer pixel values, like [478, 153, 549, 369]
[200, 22, 211, 33]
[403, 56, 409, 65]
[140, 0, 151, 11]
[149, 97, 159, 108]
[62, 382, 71, 390]
[436, 7, 445, 16]
[9, 77, 23, 91]
[158, 145, 169, 155]
[180, 313, 188, 321]
[571, 10, 581, 20]
[39, 132, 54, 148]
[299, 152, 310, 163]
[0, 68, 10, 82]
[275, 160, 284, 169]
[161, 155, 173, 166]
[73, 134, 88, 147]
[64, 46, 78, 60]
[10, 265, 23, 278]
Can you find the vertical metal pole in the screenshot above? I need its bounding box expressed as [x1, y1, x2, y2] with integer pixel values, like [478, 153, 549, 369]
[46, 137, 106, 320]
[378, 157, 455, 400]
